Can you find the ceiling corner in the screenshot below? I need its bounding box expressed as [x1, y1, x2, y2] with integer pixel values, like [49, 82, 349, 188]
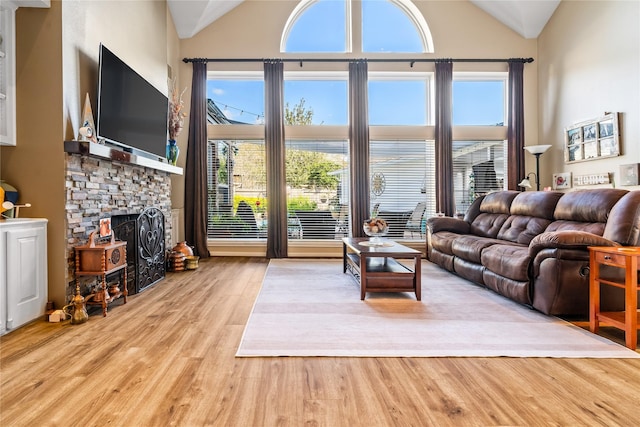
[470, 0, 561, 39]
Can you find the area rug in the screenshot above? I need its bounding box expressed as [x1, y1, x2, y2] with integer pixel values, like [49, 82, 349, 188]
[236, 259, 640, 358]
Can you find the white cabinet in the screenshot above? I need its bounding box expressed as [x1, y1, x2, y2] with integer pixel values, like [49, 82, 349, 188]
[0, 2, 17, 146]
[0, 1, 51, 146]
[0, 218, 48, 335]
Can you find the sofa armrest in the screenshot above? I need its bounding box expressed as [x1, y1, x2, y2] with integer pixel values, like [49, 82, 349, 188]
[426, 217, 470, 234]
[529, 231, 620, 256]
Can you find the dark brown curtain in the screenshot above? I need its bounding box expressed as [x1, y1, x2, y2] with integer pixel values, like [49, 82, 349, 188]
[184, 61, 209, 258]
[507, 60, 525, 190]
[435, 60, 454, 216]
[264, 60, 288, 258]
[349, 60, 370, 237]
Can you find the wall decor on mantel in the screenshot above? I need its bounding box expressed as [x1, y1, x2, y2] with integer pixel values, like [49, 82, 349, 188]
[564, 112, 620, 163]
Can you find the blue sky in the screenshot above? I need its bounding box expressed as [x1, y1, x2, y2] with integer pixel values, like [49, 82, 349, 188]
[208, 78, 504, 126]
[207, 0, 505, 126]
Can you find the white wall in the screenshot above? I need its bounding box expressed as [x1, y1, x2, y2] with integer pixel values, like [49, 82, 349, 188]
[538, 0, 640, 191]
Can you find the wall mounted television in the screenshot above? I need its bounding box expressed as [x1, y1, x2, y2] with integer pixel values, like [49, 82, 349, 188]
[97, 43, 168, 161]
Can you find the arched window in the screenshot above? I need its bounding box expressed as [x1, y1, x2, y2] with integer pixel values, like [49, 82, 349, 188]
[282, 0, 349, 53]
[362, 0, 432, 53]
[281, 0, 433, 53]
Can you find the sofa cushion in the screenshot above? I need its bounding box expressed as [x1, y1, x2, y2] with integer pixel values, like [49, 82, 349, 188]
[554, 189, 627, 222]
[545, 220, 605, 236]
[497, 215, 552, 245]
[451, 235, 510, 263]
[510, 191, 564, 219]
[430, 231, 460, 255]
[427, 217, 470, 234]
[493, 192, 562, 244]
[479, 191, 519, 214]
[481, 244, 530, 282]
[529, 230, 620, 255]
[468, 191, 518, 238]
[469, 213, 510, 238]
[603, 190, 640, 245]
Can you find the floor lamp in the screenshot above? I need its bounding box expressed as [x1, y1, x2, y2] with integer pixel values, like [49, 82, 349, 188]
[519, 145, 552, 191]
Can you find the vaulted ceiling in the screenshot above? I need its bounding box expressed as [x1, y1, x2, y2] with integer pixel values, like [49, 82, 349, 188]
[470, 0, 561, 39]
[168, 0, 561, 40]
[168, 0, 560, 39]
[168, 0, 245, 39]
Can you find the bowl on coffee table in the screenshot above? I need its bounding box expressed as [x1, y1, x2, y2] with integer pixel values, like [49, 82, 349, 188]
[363, 218, 389, 245]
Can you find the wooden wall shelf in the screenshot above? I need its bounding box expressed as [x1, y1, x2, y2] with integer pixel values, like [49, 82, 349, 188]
[64, 140, 183, 175]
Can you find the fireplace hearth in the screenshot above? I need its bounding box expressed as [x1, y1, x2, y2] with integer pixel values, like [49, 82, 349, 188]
[112, 208, 166, 294]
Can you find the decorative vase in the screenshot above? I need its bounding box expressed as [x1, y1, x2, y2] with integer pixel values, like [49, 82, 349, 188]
[166, 139, 180, 165]
[167, 251, 186, 272]
[172, 241, 194, 257]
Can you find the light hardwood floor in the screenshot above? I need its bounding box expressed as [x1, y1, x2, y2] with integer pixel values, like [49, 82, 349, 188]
[1, 257, 639, 426]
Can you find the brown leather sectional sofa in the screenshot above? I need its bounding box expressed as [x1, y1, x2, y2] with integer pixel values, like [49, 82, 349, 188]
[427, 189, 640, 316]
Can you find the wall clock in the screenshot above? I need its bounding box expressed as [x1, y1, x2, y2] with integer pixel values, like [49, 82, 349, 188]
[371, 172, 386, 196]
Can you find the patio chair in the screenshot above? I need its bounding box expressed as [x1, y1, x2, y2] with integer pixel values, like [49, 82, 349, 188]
[236, 200, 258, 237]
[336, 204, 349, 235]
[404, 202, 427, 238]
[295, 210, 337, 239]
[377, 210, 412, 238]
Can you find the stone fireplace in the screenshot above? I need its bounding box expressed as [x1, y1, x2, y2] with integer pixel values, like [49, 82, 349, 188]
[65, 152, 174, 300]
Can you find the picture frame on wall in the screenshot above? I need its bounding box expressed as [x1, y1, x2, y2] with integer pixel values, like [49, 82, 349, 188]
[620, 164, 639, 186]
[564, 112, 620, 163]
[553, 172, 572, 190]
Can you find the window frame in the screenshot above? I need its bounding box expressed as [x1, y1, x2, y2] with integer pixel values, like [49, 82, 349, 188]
[284, 70, 350, 126]
[368, 71, 432, 126]
[453, 71, 508, 127]
[280, 0, 433, 54]
[205, 70, 510, 253]
[281, 0, 352, 53]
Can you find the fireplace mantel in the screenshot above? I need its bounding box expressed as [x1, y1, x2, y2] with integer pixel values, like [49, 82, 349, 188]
[64, 140, 183, 175]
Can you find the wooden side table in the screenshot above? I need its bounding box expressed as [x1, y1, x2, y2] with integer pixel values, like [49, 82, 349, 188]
[75, 233, 127, 317]
[588, 246, 640, 350]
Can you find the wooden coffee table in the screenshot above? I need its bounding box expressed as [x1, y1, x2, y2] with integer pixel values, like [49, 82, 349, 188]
[342, 237, 422, 300]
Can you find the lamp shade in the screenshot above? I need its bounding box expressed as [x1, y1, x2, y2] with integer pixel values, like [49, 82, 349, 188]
[518, 178, 532, 188]
[524, 144, 552, 155]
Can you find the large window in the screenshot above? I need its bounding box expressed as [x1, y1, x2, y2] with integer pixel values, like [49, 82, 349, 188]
[370, 140, 435, 239]
[452, 140, 507, 215]
[207, 140, 267, 238]
[285, 140, 349, 240]
[369, 73, 430, 125]
[285, 72, 348, 125]
[453, 74, 506, 126]
[204, 3, 509, 249]
[207, 74, 265, 125]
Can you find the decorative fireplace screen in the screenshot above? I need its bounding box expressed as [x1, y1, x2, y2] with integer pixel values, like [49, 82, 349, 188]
[112, 207, 166, 294]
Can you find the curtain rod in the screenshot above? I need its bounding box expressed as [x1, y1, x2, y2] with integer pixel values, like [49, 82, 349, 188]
[182, 57, 534, 66]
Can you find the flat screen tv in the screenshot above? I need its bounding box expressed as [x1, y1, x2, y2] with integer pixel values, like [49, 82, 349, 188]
[97, 43, 168, 161]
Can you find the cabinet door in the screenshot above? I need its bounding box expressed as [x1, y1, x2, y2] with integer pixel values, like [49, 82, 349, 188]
[0, 4, 17, 146]
[6, 225, 47, 330]
[0, 228, 6, 334]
